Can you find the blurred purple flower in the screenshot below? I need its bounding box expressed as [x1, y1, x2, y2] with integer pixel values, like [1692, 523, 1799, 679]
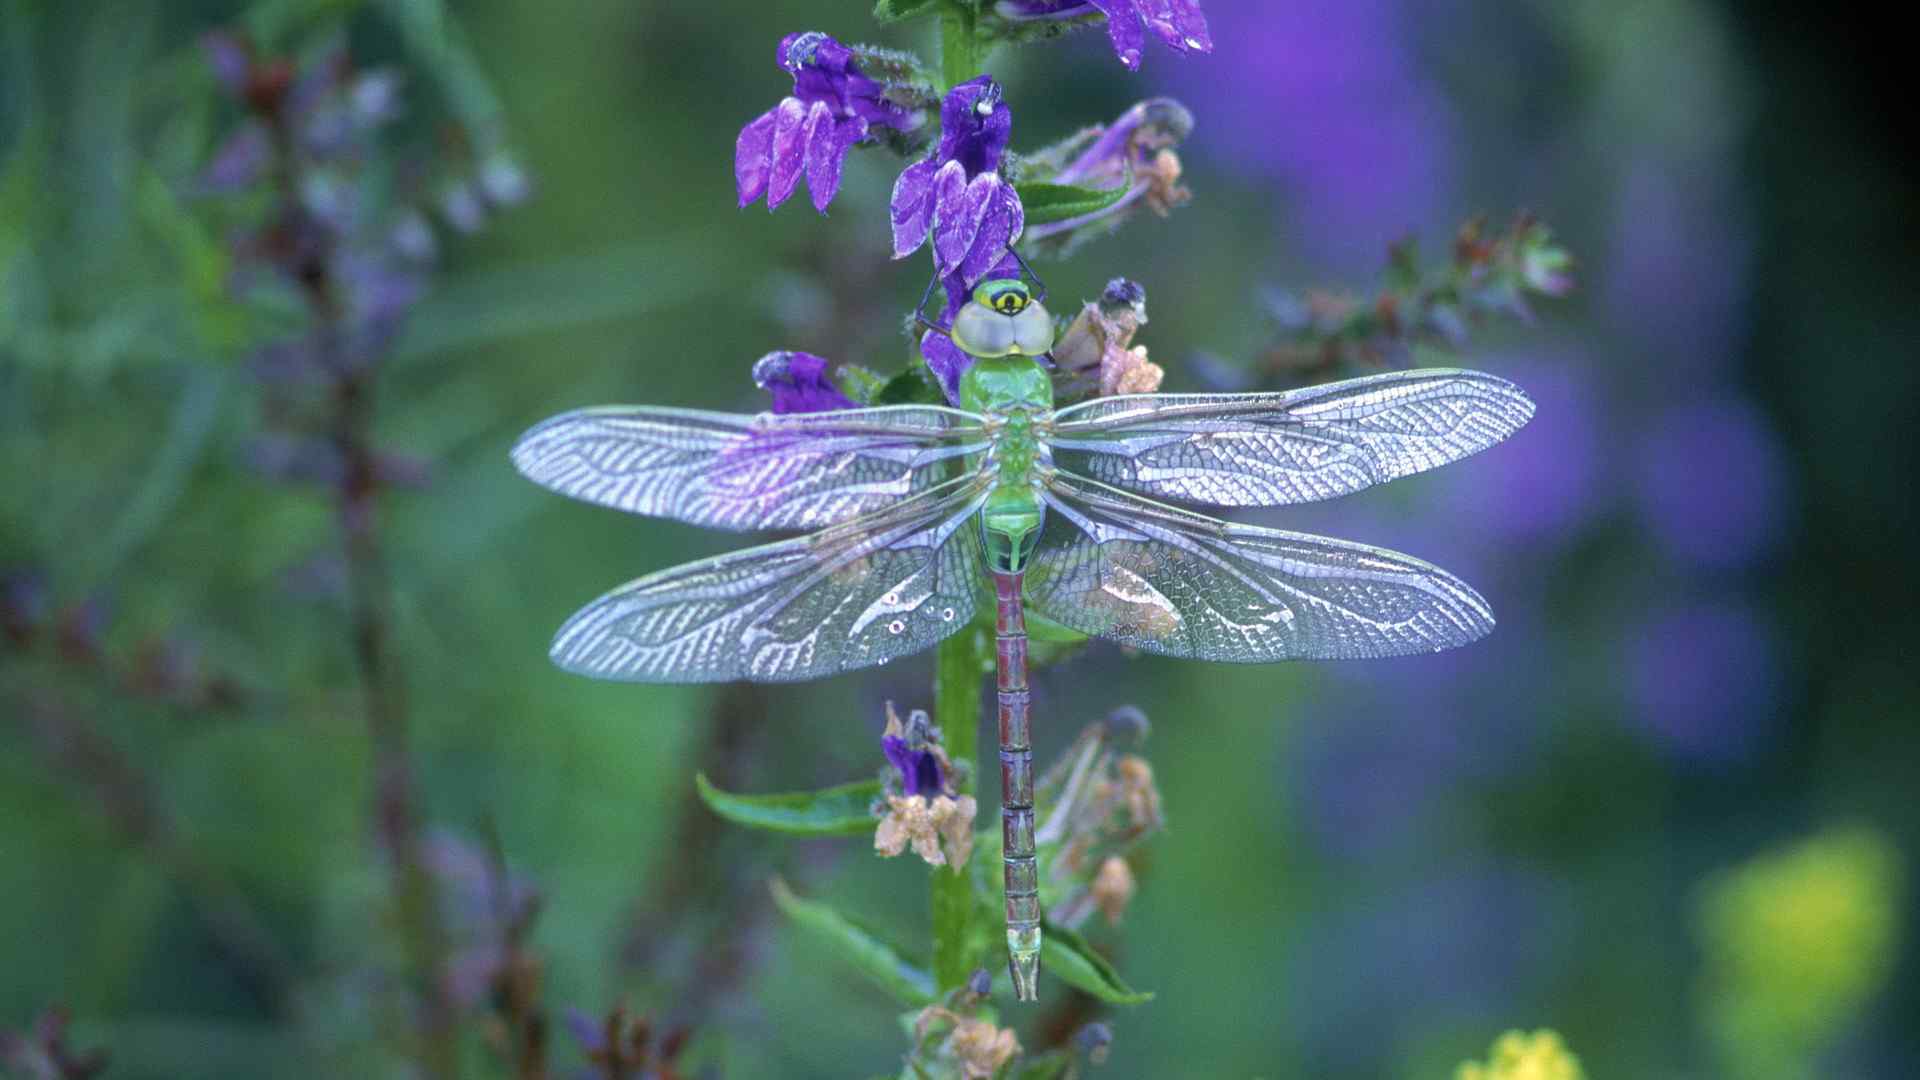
[890, 76, 1023, 284]
[1443, 356, 1606, 546]
[1163, 0, 1455, 269]
[737, 32, 917, 213]
[1605, 157, 1751, 384]
[2, 569, 48, 648]
[752, 350, 856, 414]
[1634, 397, 1788, 573]
[997, 1, 1213, 70]
[1625, 598, 1780, 762]
[1292, 867, 1555, 1071]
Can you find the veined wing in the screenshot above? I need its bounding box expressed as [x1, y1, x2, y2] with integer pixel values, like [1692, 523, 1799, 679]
[549, 475, 992, 683]
[512, 404, 989, 531]
[1044, 369, 1532, 508]
[1026, 471, 1494, 661]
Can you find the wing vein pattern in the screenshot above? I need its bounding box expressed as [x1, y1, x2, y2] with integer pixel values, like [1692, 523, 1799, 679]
[549, 475, 992, 682]
[1045, 368, 1534, 508]
[512, 404, 988, 530]
[1027, 471, 1494, 661]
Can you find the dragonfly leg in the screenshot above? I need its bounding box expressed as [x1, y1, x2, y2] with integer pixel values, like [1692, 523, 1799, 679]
[994, 570, 1042, 1001]
[913, 272, 951, 337]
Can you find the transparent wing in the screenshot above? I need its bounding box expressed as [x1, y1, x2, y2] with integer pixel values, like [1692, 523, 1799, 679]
[1025, 471, 1494, 661]
[1045, 368, 1533, 508]
[549, 476, 991, 683]
[512, 404, 989, 531]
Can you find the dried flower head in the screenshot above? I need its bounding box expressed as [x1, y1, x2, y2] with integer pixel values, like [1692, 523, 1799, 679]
[875, 793, 977, 868]
[1054, 277, 1163, 397]
[1091, 855, 1137, 925]
[1115, 754, 1163, 829]
[948, 1016, 1022, 1079]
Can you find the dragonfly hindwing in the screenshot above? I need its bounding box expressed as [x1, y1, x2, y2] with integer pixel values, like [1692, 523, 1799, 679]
[547, 476, 991, 682]
[1026, 472, 1494, 661]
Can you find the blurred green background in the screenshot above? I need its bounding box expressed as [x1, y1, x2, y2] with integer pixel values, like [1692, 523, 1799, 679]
[3, 1, 1916, 1077]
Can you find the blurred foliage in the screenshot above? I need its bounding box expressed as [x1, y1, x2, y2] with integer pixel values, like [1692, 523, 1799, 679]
[4, 0, 1919, 1078]
[1696, 827, 1904, 1079]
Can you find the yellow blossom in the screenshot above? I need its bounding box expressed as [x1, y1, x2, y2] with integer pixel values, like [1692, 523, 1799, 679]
[1454, 1029, 1583, 1080]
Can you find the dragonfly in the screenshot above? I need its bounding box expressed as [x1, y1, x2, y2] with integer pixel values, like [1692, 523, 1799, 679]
[510, 273, 1534, 1001]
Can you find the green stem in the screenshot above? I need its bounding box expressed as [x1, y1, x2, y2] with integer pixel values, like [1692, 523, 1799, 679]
[932, 625, 988, 991]
[938, 4, 990, 91]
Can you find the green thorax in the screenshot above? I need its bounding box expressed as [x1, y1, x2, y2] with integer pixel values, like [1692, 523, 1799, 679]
[959, 356, 1053, 573]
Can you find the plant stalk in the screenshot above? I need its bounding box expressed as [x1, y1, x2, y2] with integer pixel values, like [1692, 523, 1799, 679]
[931, 625, 988, 991]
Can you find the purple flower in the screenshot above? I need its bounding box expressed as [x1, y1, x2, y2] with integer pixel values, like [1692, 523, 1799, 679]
[1625, 598, 1780, 763]
[1023, 98, 1193, 248]
[882, 705, 947, 797]
[995, 1, 1213, 70]
[1163, 0, 1455, 271]
[736, 32, 917, 213]
[751, 350, 857, 414]
[890, 76, 1024, 285]
[1633, 396, 1789, 573]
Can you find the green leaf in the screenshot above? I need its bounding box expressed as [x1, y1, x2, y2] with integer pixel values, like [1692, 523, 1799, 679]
[873, 0, 942, 22]
[875, 365, 945, 406]
[769, 878, 936, 1006]
[1013, 181, 1132, 227]
[1011, 1051, 1076, 1080]
[1041, 920, 1153, 1005]
[695, 773, 881, 837]
[834, 364, 890, 406]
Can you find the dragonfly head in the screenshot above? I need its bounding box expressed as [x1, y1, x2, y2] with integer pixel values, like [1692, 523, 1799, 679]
[981, 487, 1044, 574]
[952, 279, 1055, 359]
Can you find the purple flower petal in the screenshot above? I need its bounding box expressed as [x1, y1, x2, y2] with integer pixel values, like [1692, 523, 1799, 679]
[752, 350, 856, 414]
[890, 159, 940, 257]
[931, 168, 988, 280]
[765, 98, 809, 210]
[1139, 0, 1212, 54]
[960, 177, 1024, 285]
[882, 735, 944, 796]
[1090, 0, 1147, 69]
[920, 331, 972, 405]
[199, 122, 272, 193]
[934, 76, 1012, 175]
[202, 31, 252, 97]
[735, 108, 777, 208]
[804, 109, 867, 214]
[932, 171, 1024, 284]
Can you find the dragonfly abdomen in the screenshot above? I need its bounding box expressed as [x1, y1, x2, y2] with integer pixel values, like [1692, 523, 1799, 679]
[994, 570, 1043, 1001]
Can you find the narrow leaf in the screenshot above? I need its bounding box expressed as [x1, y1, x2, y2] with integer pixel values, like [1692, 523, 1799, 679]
[872, 0, 942, 22]
[1011, 1051, 1076, 1080]
[1041, 920, 1153, 1005]
[695, 773, 881, 837]
[1013, 181, 1131, 227]
[770, 878, 936, 1006]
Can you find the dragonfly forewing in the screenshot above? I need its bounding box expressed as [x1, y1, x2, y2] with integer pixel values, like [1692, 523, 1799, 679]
[549, 475, 993, 682]
[512, 404, 989, 531]
[1044, 368, 1533, 509]
[1027, 471, 1494, 661]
